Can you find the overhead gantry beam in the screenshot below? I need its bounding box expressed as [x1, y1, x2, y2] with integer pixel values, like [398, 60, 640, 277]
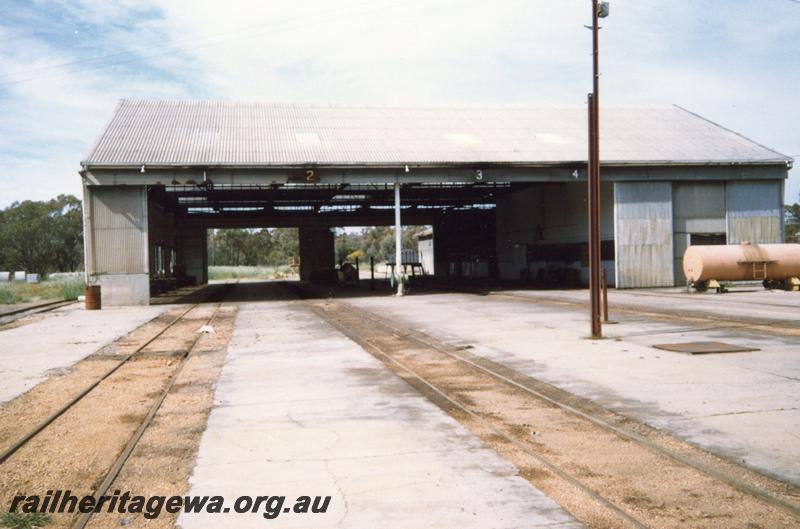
[175, 208, 452, 229]
[145, 181, 504, 228]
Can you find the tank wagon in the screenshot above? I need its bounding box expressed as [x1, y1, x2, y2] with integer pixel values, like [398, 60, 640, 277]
[683, 243, 800, 292]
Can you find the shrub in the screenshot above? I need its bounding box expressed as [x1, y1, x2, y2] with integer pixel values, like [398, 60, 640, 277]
[0, 285, 27, 304]
[0, 512, 52, 529]
[59, 278, 85, 300]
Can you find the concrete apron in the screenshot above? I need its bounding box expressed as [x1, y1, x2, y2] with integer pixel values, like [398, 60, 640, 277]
[0, 303, 168, 403]
[180, 300, 582, 529]
[347, 292, 800, 486]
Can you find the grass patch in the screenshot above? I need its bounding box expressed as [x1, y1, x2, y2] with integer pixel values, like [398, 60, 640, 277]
[0, 285, 28, 304]
[208, 265, 296, 280]
[0, 512, 51, 529]
[59, 278, 85, 300]
[0, 277, 84, 305]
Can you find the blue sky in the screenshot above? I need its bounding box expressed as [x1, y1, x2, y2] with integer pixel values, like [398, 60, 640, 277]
[0, 0, 798, 207]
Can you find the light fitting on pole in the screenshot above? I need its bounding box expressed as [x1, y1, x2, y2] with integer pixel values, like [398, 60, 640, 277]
[598, 2, 610, 18]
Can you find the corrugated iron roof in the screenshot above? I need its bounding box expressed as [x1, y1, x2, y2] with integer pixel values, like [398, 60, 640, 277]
[81, 100, 792, 167]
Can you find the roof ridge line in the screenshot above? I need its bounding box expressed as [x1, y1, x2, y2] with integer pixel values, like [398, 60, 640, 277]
[115, 99, 677, 110]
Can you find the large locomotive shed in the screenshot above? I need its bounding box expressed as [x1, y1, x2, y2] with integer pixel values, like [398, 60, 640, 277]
[79, 101, 792, 305]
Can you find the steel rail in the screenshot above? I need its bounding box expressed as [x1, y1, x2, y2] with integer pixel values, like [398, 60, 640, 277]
[0, 303, 199, 464]
[305, 301, 650, 529]
[0, 283, 231, 464]
[485, 291, 800, 335]
[343, 301, 800, 519]
[70, 294, 230, 529]
[598, 288, 800, 310]
[419, 282, 800, 323]
[0, 299, 76, 320]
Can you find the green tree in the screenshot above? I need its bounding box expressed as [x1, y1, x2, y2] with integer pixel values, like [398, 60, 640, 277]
[360, 226, 392, 261]
[334, 229, 363, 263]
[206, 225, 430, 267]
[267, 228, 299, 265]
[0, 195, 84, 274]
[50, 195, 84, 271]
[207, 228, 299, 266]
[208, 229, 249, 265]
[331, 225, 428, 264]
[785, 203, 800, 243]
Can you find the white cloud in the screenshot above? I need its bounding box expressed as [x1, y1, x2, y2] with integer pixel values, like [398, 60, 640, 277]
[0, 0, 798, 206]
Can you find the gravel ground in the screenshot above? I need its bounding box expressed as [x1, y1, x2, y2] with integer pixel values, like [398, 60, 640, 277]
[0, 303, 237, 529]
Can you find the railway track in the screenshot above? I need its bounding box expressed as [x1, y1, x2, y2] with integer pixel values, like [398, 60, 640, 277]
[296, 288, 800, 528]
[0, 282, 235, 529]
[0, 299, 77, 328]
[416, 281, 800, 337]
[483, 290, 800, 337]
[603, 288, 800, 311]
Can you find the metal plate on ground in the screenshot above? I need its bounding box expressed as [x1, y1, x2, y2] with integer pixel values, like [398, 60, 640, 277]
[652, 341, 760, 354]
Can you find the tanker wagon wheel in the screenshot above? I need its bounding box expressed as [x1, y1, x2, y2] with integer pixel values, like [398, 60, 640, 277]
[693, 281, 709, 293]
[762, 279, 785, 290]
[763, 279, 776, 290]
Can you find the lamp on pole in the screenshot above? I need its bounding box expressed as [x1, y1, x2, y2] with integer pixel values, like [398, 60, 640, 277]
[588, 0, 609, 338]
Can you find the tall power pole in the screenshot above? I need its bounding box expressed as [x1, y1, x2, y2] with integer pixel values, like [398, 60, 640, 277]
[588, 0, 609, 338]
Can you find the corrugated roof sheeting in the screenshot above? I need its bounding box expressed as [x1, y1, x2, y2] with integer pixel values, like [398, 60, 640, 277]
[82, 101, 792, 167]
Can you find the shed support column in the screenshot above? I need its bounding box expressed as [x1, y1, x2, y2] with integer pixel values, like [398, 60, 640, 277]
[394, 181, 404, 296]
[299, 227, 335, 282]
[432, 220, 448, 278]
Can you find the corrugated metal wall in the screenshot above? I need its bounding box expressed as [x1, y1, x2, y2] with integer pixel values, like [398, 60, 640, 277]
[614, 182, 674, 288]
[672, 182, 726, 284]
[726, 181, 782, 244]
[87, 186, 148, 275]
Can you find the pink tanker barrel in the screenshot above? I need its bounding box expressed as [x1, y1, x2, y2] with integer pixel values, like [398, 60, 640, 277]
[683, 243, 800, 291]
